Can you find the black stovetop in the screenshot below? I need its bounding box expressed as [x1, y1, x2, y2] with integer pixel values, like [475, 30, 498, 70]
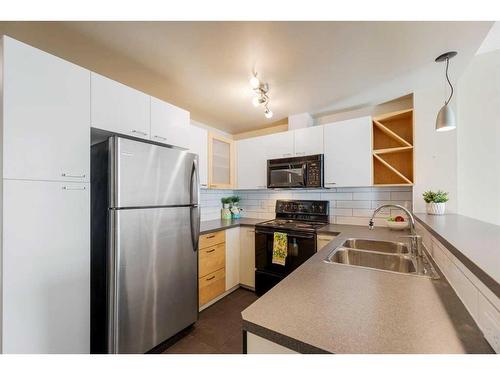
[255, 200, 330, 233]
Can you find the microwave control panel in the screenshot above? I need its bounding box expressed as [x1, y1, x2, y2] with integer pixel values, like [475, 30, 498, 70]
[306, 161, 322, 187]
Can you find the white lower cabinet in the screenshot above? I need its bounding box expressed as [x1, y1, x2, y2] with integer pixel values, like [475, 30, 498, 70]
[420, 225, 500, 353]
[225, 228, 241, 290]
[240, 227, 256, 288]
[2, 179, 90, 353]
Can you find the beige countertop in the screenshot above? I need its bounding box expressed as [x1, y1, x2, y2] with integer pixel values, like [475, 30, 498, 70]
[241, 224, 493, 354]
[200, 218, 263, 234]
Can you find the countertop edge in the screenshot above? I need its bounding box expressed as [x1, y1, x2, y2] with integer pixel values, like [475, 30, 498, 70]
[242, 320, 331, 354]
[415, 216, 500, 298]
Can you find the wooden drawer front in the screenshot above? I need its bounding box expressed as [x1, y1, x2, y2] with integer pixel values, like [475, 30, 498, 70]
[199, 243, 225, 278]
[199, 231, 225, 249]
[199, 269, 225, 306]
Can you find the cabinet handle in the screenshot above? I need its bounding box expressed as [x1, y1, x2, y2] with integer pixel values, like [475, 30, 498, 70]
[206, 275, 215, 281]
[206, 249, 215, 253]
[153, 135, 167, 141]
[61, 173, 86, 178]
[295, 152, 306, 156]
[206, 234, 216, 239]
[201, 184, 208, 187]
[325, 182, 336, 185]
[131, 129, 148, 136]
[282, 153, 292, 157]
[62, 186, 86, 191]
[248, 230, 255, 233]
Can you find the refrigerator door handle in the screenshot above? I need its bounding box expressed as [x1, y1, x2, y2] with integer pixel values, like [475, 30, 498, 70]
[190, 158, 200, 206]
[190, 158, 201, 252]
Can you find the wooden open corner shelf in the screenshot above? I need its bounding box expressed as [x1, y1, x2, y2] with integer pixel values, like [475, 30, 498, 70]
[372, 109, 414, 185]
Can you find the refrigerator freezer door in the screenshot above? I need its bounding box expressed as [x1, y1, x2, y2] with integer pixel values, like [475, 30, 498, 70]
[110, 206, 198, 353]
[111, 137, 198, 208]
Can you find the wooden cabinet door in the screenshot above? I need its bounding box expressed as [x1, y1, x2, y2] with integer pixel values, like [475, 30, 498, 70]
[239, 227, 256, 288]
[150, 97, 190, 149]
[189, 125, 209, 188]
[3, 179, 90, 353]
[294, 126, 324, 156]
[3, 36, 90, 182]
[91, 72, 150, 139]
[225, 228, 240, 290]
[323, 116, 372, 187]
[208, 133, 235, 188]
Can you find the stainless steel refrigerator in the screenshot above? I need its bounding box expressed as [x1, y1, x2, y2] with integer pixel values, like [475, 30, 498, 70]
[91, 136, 200, 354]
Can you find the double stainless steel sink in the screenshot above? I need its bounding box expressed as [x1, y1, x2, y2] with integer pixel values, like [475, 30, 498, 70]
[324, 238, 438, 279]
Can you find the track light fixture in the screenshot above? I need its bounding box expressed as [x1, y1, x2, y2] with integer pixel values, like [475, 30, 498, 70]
[250, 72, 273, 119]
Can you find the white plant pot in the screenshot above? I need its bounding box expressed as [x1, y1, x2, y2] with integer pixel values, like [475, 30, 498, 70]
[426, 202, 446, 215]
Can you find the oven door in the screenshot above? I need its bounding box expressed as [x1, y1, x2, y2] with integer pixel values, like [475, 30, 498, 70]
[255, 228, 316, 275]
[267, 162, 306, 188]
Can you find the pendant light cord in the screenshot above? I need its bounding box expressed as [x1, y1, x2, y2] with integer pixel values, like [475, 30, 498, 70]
[445, 57, 454, 105]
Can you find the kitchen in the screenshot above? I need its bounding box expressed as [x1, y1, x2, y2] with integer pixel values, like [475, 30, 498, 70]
[0, 8, 500, 373]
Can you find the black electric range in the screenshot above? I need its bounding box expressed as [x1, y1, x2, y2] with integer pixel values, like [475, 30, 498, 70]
[254, 200, 329, 296]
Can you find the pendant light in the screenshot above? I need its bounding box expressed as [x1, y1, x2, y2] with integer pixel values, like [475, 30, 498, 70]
[435, 51, 458, 132]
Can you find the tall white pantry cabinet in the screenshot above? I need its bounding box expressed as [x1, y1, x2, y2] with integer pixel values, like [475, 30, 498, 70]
[1, 36, 90, 353]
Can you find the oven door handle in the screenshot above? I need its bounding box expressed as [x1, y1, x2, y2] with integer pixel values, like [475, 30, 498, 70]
[255, 230, 315, 240]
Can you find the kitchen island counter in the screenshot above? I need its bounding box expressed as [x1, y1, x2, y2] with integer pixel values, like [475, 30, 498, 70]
[242, 224, 493, 354]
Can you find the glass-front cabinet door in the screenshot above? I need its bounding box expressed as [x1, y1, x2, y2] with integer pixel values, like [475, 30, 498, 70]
[208, 133, 235, 188]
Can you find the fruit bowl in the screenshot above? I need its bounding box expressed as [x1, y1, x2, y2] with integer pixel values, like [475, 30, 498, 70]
[386, 216, 408, 230]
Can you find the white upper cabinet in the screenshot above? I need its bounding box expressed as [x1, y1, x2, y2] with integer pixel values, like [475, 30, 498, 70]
[323, 116, 372, 187]
[150, 97, 190, 149]
[237, 135, 269, 189]
[91, 72, 150, 139]
[293, 126, 324, 156]
[189, 125, 209, 188]
[3, 36, 90, 182]
[264, 131, 295, 159]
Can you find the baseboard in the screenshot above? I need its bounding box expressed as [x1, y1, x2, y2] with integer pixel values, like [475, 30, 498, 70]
[198, 285, 240, 312]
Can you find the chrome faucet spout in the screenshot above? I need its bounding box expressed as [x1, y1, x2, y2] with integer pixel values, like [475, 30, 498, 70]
[368, 204, 422, 257]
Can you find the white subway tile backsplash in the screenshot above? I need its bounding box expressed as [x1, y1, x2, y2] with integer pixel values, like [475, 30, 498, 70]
[320, 192, 353, 200]
[353, 191, 391, 201]
[390, 191, 413, 201]
[200, 187, 412, 226]
[336, 200, 371, 209]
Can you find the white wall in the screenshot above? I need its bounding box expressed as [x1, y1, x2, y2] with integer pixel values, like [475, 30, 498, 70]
[457, 50, 500, 225]
[413, 84, 458, 213]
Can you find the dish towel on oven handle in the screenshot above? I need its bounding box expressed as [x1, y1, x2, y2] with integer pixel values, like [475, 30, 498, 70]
[272, 232, 288, 266]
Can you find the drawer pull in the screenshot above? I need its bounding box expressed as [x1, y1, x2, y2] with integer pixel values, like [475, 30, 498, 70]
[61, 173, 86, 178]
[131, 129, 148, 136]
[153, 135, 167, 141]
[206, 249, 215, 253]
[206, 275, 215, 281]
[62, 186, 86, 191]
[206, 234, 216, 239]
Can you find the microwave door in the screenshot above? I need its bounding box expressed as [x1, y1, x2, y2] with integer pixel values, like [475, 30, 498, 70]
[268, 164, 306, 188]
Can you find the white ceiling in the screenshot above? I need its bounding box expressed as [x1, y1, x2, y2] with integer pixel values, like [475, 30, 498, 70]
[53, 21, 493, 133]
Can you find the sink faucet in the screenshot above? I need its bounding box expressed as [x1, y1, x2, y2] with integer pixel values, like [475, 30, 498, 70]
[368, 204, 423, 257]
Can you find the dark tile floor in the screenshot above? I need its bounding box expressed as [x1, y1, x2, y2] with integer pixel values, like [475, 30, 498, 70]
[163, 288, 258, 354]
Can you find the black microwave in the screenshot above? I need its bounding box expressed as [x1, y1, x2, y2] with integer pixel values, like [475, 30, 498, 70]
[267, 154, 324, 189]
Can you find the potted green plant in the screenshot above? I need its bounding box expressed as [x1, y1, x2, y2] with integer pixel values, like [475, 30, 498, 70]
[221, 197, 232, 219]
[229, 196, 241, 219]
[423, 190, 449, 215]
